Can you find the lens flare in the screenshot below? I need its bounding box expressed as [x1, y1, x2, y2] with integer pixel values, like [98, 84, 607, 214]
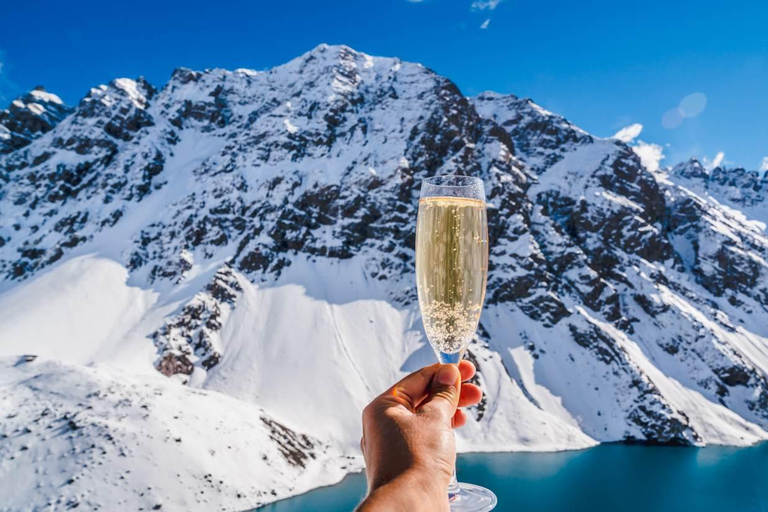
[679, 93, 707, 118]
[661, 107, 685, 129]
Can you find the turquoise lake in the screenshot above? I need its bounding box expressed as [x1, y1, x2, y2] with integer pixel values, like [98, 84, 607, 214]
[258, 443, 768, 511]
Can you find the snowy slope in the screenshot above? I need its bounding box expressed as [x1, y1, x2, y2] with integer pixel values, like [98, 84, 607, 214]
[1, 44, 768, 510]
[0, 357, 352, 511]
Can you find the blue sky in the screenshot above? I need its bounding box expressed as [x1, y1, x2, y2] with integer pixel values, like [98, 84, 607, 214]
[2, 0, 766, 170]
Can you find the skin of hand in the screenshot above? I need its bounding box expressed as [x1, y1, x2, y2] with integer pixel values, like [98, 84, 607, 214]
[356, 361, 483, 512]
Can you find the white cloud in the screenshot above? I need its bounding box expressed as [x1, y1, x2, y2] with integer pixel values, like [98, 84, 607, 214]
[471, 0, 502, 10]
[711, 151, 724, 168]
[612, 123, 643, 143]
[480, 18, 491, 29]
[702, 151, 725, 170]
[632, 140, 665, 172]
[760, 157, 768, 172]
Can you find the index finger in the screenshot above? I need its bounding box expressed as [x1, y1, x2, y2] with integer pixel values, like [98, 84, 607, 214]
[458, 360, 476, 382]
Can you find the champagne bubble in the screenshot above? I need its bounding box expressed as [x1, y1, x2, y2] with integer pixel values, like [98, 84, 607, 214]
[415, 196, 488, 355]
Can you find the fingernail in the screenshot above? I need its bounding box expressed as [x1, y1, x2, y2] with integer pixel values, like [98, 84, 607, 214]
[435, 365, 459, 386]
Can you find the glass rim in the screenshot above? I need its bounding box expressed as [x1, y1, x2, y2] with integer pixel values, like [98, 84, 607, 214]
[421, 175, 483, 188]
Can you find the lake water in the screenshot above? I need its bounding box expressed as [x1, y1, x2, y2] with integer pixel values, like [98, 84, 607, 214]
[257, 443, 768, 511]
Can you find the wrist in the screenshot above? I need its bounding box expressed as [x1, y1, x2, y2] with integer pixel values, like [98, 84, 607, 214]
[359, 469, 448, 512]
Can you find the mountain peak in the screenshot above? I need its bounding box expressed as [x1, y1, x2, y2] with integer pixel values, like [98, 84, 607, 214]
[671, 157, 709, 179]
[81, 77, 156, 111]
[303, 42, 358, 58]
[279, 43, 410, 81]
[0, 86, 72, 154]
[28, 86, 65, 105]
[170, 66, 202, 84]
[475, 90, 518, 101]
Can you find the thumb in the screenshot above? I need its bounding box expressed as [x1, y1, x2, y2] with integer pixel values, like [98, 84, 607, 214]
[418, 364, 461, 421]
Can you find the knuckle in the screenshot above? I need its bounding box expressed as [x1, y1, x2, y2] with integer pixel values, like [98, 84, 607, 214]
[362, 402, 378, 423]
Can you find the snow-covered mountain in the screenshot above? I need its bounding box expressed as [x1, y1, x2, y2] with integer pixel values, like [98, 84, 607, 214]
[0, 86, 72, 154]
[1, 44, 767, 510]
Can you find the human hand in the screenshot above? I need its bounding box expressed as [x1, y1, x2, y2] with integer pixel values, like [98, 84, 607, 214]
[357, 361, 483, 512]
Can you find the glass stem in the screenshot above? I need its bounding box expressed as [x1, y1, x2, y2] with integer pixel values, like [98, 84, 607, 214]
[448, 431, 460, 498]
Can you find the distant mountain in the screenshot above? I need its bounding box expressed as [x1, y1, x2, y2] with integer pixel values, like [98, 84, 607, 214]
[1, 44, 767, 511]
[668, 157, 768, 221]
[0, 86, 72, 154]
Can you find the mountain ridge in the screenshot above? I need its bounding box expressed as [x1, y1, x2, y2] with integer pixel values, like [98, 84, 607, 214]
[1, 44, 767, 511]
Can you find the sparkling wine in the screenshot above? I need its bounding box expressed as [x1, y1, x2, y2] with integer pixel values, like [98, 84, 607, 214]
[416, 196, 488, 357]
[415, 177, 498, 510]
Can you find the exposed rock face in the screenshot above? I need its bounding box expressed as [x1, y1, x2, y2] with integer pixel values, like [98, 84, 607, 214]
[1, 44, 768, 458]
[670, 158, 768, 211]
[0, 77, 167, 279]
[472, 91, 594, 175]
[153, 265, 243, 378]
[0, 87, 73, 154]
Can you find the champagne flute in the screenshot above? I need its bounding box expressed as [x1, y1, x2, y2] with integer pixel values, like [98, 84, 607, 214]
[415, 175, 497, 511]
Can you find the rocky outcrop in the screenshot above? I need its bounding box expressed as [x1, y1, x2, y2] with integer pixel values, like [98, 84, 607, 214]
[152, 265, 243, 379]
